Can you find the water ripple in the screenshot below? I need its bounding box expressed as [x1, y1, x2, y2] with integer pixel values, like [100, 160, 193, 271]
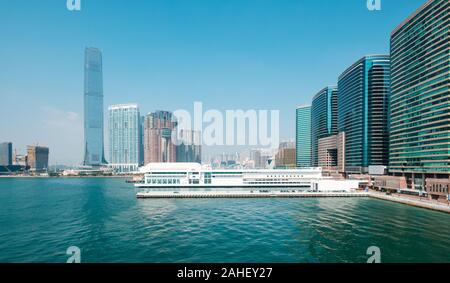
[0, 179, 449, 262]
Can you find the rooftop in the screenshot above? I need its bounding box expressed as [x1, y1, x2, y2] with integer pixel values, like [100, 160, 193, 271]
[391, 0, 434, 36]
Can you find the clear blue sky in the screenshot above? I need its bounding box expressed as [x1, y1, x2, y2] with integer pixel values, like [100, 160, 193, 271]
[0, 0, 426, 165]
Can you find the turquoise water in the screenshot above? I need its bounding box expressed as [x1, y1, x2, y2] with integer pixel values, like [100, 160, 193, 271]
[0, 178, 449, 263]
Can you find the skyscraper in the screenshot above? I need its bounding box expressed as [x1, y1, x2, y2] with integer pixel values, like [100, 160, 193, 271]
[249, 149, 262, 169]
[143, 111, 177, 164]
[389, 0, 449, 189]
[0, 142, 12, 166]
[27, 146, 49, 172]
[139, 115, 145, 166]
[108, 104, 141, 173]
[337, 55, 390, 174]
[83, 47, 106, 166]
[296, 105, 312, 167]
[275, 141, 296, 168]
[175, 130, 202, 163]
[311, 86, 338, 167]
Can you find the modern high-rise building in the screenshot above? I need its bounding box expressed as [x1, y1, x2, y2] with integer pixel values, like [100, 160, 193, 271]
[139, 115, 145, 166]
[176, 130, 202, 163]
[389, 0, 450, 190]
[246, 149, 274, 169]
[337, 55, 390, 174]
[108, 104, 141, 173]
[143, 111, 177, 164]
[311, 86, 338, 167]
[249, 149, 262, 169]
[0, 142, 12, 166]
[27, 146, 49, 172]
[317, 133, 346, 172]
[83, 47, 106, 166]
[296, 105, 312, 167]
[275, 141, 296, 168]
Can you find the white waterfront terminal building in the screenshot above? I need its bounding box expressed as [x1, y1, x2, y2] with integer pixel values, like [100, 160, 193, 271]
[135, 163, 360, 195]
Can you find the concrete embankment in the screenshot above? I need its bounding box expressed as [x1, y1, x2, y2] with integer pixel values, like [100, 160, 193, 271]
[136, 190, 450, 214]
[368, 192, 450, 214]
[136, 191, 370, 199]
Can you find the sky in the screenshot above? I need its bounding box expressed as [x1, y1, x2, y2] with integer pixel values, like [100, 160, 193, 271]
[0, 0, 426, 165]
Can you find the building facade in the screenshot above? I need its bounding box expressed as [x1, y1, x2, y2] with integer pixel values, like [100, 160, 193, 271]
[144, 111, 177, 164]
[296, 105, 312, 167]
[27, 146, 49, 172]
[249, 149, 262, 169]
[139, 115, 145, 166]
[337, 55, 390, 174]
[83, 47, 106, 166]
[0, 142, 12, 166]
[317, 133, 346, 172]
[389, 0, 450, 190]
[318, 135, 338, 171]
[248, 149, 274, 169]
[336, 132, 346, 173]
[176, 130, 202, 163]
[108, 104, 141, 173]
[311, 86, 338, 167]
[275, 141, 296, 169]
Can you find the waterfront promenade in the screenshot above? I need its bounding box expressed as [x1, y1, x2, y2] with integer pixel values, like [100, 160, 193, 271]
[136, 190, 450, 214]
[368, 191, 450, 214]
[136, 191, 370, 199]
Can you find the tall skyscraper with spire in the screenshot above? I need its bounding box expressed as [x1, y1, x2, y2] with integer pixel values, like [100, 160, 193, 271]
[83, 47, 106, 166]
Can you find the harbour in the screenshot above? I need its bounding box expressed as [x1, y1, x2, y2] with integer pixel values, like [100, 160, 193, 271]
[1, 0, 450, 270]
[0, 177, 449, 263]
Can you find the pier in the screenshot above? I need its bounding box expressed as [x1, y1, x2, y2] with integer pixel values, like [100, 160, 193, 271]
[136, 191, 370, 199]
[136, 190, 450, 214]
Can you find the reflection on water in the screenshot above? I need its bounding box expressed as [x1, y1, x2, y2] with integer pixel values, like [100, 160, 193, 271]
[0, 178, 449, 263]
[137, 199, 179, 219]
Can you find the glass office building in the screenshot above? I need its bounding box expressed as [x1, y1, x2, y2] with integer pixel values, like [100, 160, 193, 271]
[108, 104, 141, 173]
[296, 105, 312, 167]
[311, 86, 338, 167]
[83, 47, 106, 166]
[27, 146, 49, 172]
[337, 55, 390, 173]
[0, 142, 12, 166]
[389, 0, 450, 186]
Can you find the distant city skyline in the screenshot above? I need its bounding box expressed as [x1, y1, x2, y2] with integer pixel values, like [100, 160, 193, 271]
[0, 0, 426, 165]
